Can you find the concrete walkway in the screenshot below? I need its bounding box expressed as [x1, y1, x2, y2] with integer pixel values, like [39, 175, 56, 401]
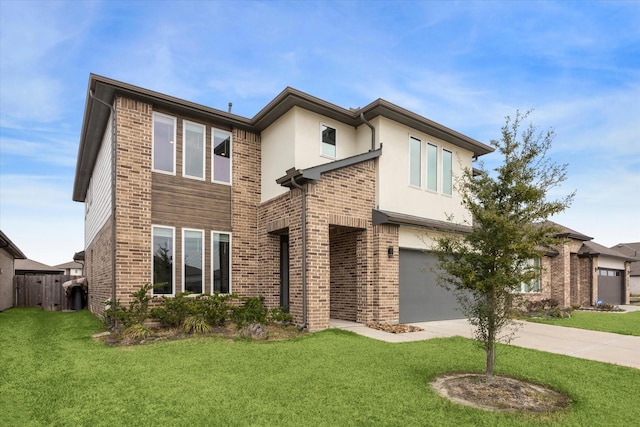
[330, 305, 640, 369]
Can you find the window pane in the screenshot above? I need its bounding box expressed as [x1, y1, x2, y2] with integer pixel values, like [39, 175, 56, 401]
[409, 137, 421, 187]
[213, 233, 230, 293]
[153, 114, 175, 173]
[153, 227, 173, 294]
[442, 149, 452, 195]
[184, 230, 203, 294]
[321, 125, 336, 157]
[184, 122, 204, 179]
[213, 130, 231, 183]
[427, 143, 438, 192]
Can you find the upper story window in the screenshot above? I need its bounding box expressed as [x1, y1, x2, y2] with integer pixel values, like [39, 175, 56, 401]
[321, 124, 336, 158]
[152, 225, 175, 295]
[183, 121, 205, 180]
[442, 149, 453, 196]
[426, 143, 438, 192]
[152, 113, 176, 174]
[409, 136, 421, 187]
[212, 129, 232, 184]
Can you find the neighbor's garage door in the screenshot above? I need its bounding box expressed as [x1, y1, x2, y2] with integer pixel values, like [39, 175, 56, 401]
[399, 249, 463, 323]
[597, 268, 624, 305]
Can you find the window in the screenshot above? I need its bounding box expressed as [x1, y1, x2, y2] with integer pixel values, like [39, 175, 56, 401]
[152, 226, 174, 295]
[212, 232, 231, 293]
[442, 149, 453, 196]
[183, 229, 204, 294]
[152, 113, 176, 174]
[426, 143, 438, 192]
[212, 129, 232, 184]
[321, 124, 336, 158]
[183, 121, 205, 179]
[409, 136, 421, 187]
[520, 258, 541, 293]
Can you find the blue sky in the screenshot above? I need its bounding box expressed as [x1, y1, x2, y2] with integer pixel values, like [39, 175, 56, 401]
[1, 0, 639, 266]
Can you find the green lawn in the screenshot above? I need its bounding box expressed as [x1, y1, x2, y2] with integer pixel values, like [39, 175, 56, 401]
[2, 309, 640, 426]
[527, 310, 640, 336]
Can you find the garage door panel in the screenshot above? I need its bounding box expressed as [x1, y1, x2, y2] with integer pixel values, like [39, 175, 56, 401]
[399, 249, 463, 323]
[598, 269, 624, 305]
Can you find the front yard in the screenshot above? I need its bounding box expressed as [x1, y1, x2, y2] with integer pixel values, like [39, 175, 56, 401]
[527, 310, 640, 336]
[1, 308, 639, 426]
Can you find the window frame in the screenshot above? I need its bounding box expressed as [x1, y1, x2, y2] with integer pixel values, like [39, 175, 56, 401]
[211, 231, 232, 294]
[426, 142, 438, 193]
[152, 112, 177, 175]
[182, 120, 206, 180]
[442, 148, 453, 196]
[320, 123, 337, 159]
[408, 135, 422, 188]
[151, 225, 175, 296]
[182, 228, 205, 294]
[211, 128, 232, 185]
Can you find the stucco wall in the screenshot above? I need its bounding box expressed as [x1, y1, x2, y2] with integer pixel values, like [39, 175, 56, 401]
[0, 250, 15, 311]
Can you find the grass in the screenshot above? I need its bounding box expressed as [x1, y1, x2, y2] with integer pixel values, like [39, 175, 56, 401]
[527, 310, 640, 336]
[2, 308, 640, 426]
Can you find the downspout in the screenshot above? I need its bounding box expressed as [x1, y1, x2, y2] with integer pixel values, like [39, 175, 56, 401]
[360, 112, 376, 151]
[89, 90, 117, 306]
[289, 177, 307, 328]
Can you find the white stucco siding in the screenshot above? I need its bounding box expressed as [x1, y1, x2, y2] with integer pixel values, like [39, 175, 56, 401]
[377, 117, 473, 223]
[261, 109, 296, 202]
[597, 255, 626, 270]
[398, 225, 447, 250]
[85, 113, 113, 247]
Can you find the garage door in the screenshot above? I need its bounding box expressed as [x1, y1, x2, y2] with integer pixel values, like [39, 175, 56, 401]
[597, 268, 624, 305]
[399, 249, 464, 323]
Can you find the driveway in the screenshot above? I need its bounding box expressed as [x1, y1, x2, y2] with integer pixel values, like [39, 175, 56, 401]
[330, 306, 640, 369]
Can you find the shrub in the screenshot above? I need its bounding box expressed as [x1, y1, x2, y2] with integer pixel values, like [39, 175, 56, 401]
[103, 284, 153, 329]
[232, 296, 268, 328]
[268, 306, 293, 324]
[182, 315, 213, 334]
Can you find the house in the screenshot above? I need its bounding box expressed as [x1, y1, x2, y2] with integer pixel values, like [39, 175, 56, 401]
[525, 224, 635, 307]
[611, 242, 640, 296]
[14, 259, 65, 276]
[0, 230, 27, 311]
[73, 74, 499, 330]
[54, 261, 84, 277]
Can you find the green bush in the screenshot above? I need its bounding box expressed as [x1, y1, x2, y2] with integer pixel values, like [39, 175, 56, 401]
[232, 296, 268, 328]
[103, 283, 153, 329]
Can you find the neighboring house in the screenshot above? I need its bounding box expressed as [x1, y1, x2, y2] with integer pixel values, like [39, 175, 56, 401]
[524, 224, 635, 307]
[15, 259, 65, 276]
[54, 261, 84, 277]
[611, 242, 640, 295]
[73, 74, 498, 330]
[0, 230, 27, 311]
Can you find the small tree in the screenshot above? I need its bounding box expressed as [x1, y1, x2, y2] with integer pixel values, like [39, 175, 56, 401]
[434, 111, 574, 381]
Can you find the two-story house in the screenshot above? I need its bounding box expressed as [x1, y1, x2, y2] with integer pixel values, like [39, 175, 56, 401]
[73, 74, 494, 330]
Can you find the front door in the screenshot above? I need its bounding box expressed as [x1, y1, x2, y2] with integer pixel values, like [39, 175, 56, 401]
[280, 235, 290, 310]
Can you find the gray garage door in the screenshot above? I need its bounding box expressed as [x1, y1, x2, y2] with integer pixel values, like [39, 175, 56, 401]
[399, 249, 463, 323]
[597, 268, 624, 305]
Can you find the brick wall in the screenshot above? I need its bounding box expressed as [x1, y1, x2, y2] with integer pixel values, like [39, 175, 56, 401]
[86, 217, 113, 315]
[372, 224, 399, 323]
[329, 228, 358, 321]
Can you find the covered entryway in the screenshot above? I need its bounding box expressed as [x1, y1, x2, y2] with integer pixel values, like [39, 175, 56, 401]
[399, 249, 463, 323]
[597, 268, 624, 305]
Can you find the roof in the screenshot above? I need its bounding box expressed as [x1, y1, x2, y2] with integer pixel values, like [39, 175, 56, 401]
[73, 74, 494, 202]
[543, 221, 593, 241]
[15, 259, 65, 274]
[372, 209, 473, 234]
[0, 230, 27, 259]
[611, 242, 640, 275]
[53, 261, 84, 269]
[578, 241, 638, 262]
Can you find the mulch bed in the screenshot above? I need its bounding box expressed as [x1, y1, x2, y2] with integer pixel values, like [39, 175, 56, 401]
[366, 323, 424, 334]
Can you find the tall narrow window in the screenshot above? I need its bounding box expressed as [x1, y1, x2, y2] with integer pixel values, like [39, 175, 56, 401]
[520, 258, 541, 293]
[409, 136, 421, 187]
[153, 113, 176, 174]
[152, 226, 174, 295]
[183, 229, 204, 294]
[212, 232, 231, 294]
[183, 121, 205, 179]
[442, 149, 453, 195]
[212, 129, 232, 184]
[426, 143, 438, 192]
[321, 124, 336, 158]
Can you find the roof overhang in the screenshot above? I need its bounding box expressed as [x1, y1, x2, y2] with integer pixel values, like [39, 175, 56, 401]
[0, 230, 27, 259]
[372, 209, 473, 234]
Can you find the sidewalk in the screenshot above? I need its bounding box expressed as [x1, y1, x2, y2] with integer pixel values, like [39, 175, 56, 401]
[330, 306, 640, 369]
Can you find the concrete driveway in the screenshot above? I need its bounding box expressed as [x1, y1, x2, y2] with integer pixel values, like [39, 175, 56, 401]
[330, 306, 640, 369]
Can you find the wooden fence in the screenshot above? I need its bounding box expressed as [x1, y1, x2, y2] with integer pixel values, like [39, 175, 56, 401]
[14, 275, 75, 311]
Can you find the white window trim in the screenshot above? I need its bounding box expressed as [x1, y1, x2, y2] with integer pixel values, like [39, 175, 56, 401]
[426, 142, 439, 193]
[152, 225, 176, 296]
[408, 135, 422, 189]
[182, 228, 205, 294]
[182, 120, 206, 181]
[442, 148, 453, 197]
[211, 128, 233, 185]
[211, 231, 232, 294]
[320, 123, 337, 159]
[152, 112, 177, 175]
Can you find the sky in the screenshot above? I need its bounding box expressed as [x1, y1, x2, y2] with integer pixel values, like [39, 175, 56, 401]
[0, 0, 639, 266]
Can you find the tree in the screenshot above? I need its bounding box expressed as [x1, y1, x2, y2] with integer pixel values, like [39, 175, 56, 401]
[434, 111, 574, 381]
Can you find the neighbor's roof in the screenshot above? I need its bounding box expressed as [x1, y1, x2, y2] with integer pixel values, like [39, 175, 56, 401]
[15, 259, 65, 274]
[73, 74, 493, 202]
[0, 230, 27, 259]
[611, 242, 640, 275]
[53, 261, 84, 269]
